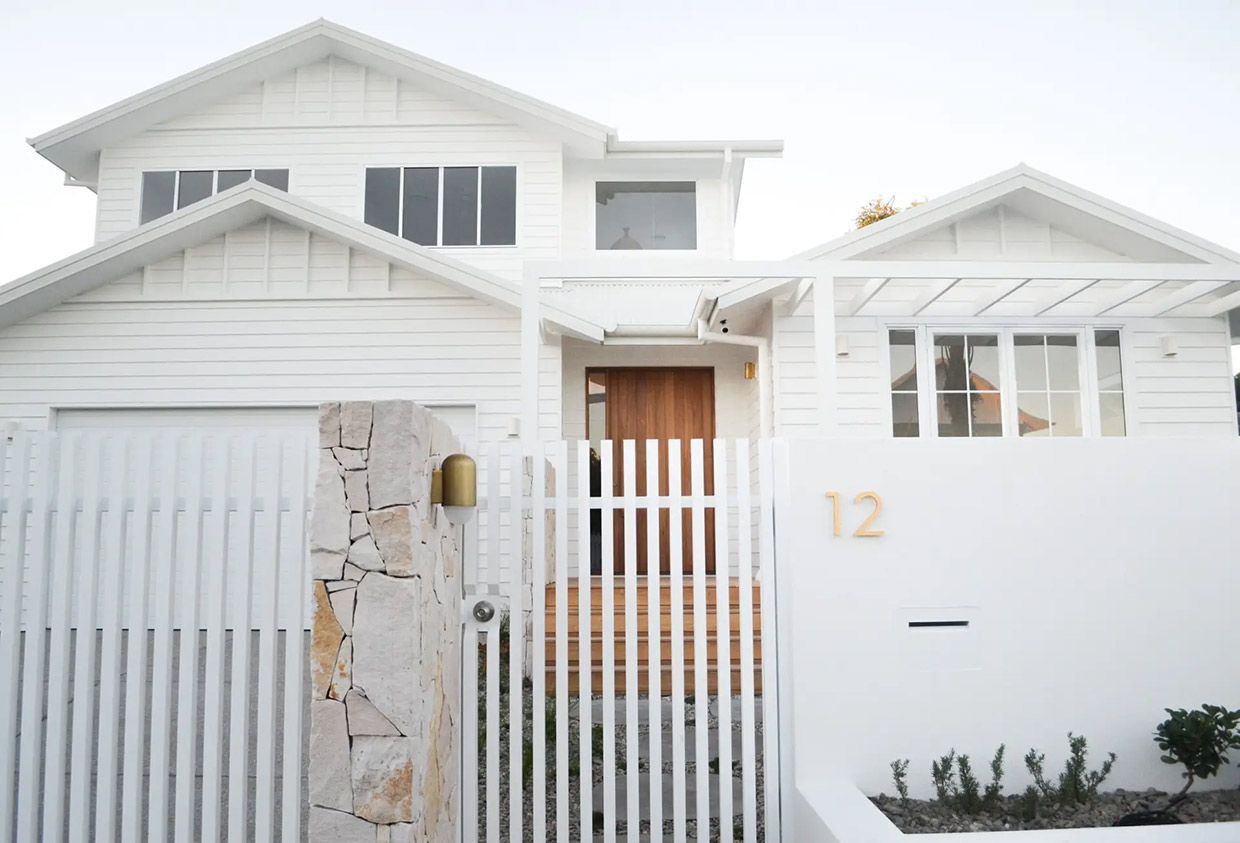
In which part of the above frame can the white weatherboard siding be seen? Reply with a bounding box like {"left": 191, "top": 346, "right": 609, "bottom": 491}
{"left": 769, "top": 286, "right": 1236, "bottom": 438}
{"left": 0, "top": 217, "right": 562, "bottom": 441}
{"left": 871, "top": 204, "right": 1132, "bottom": 261}
{"left": 93, "top": 58, "right": 562, "bottom": 281}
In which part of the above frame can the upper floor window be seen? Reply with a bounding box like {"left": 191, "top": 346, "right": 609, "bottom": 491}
{"left": 595, "top": 182, "right": 696, "bottom": 250}
{"left": 887, "top": 327, "right": 1127, "bottom": 438}
{"left": 364, "top": 166, "right": 517, "bottom": 247}
{"left": 140, "top": 168, "right": 289, "bottom": 224}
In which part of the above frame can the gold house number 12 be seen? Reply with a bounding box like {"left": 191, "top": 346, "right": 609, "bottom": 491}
{"left": 824, "top": 491, "right": 885, "bottom": 537}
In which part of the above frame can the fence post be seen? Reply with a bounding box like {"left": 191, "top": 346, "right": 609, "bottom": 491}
{"left": 308, "top": 400, "right": 462, "bottom": 842}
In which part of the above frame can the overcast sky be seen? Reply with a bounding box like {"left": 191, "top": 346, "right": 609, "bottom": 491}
{"left": 3, "top": 0, "right": 1238, "bottom": 282}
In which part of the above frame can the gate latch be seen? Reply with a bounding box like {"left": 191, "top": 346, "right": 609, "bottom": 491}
{"left": 471, "top": 600, "right": 496, "bottom": 624}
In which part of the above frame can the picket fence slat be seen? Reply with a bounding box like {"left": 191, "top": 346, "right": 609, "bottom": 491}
{"left": 17, "top": 435, "right": 57, "bottom": 842}
{"left": 599, "top": 438, "right": 617, "bottom": 843}
{"left": 714, "top": 439, "right": 734, "bottom": 842}
{"left": 228, "top": 437, "right": 258, "bottom": 843}
{"left": 575, "top": 440, "right": 593, "bottom": 839}
{"left": 0, "top": 434, "right": 24, "bottom": 839}
{"left": 255, "top": 438, "right": 286, "bottom": 842}
{"left": 621, "top": 440, "right": 640, "bottom": 840}
{"left": 759, "top": 440, "right": 783, "bottom": 842}
{"left": 94, "top": 435, "right": 129, "bottom": 843}
{"left": 736, "top": 442, "right": 759, "bottom": 841}
{"left": 531, "top": 445, "right": 547, "bottom": 842}
{"left": 507, "top": 446, "right": 524, "bottom": 843}
{"left": 645, "top": 439, "right": 664, "bottom": 839}
{"left": 668, "top": 439, "right": 688, "bottom": 843}
{"left": 484, "top": 445, "right": 501, "bottom": 843}
{"left": 202, "top": 437, "right": 232, "bottom": 843}
{"left": 147, "top": 434, "right": 181, "bottom": 842}
{"left": 552, "top": 440, "right": 569, "bottom": 843}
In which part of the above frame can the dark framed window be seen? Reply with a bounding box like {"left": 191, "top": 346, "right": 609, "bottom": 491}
{"left": 595, "top": 181, "right": 697, "bottom": 250}
{"left": 363, "top": 165, "right": 517, "bottom": 246}
{"left": 139, "top": 168, "right": 290, "bottom": 224}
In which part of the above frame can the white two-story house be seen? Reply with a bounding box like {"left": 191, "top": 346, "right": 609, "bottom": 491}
{"left": 5, "top": 19, "right": 1240, "bottom": 578}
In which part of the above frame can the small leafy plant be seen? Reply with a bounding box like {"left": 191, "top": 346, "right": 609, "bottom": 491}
{"left": 1155, "top": 704, "right": 1240, "bottom": 798}
{"left": 1058, "top": 732, "right": 1116, "bottom": 804}
{"left": 983, "top": 744, "right": 1006, "bottom": 810}
{"left": 931, "top": 750, "right": 958, "bottom": 803}
{"left": 955, "top": 754, "right": 983, "bottom": 814}
{"left": 890, "top": 758, "right": 910, "bottom": 806}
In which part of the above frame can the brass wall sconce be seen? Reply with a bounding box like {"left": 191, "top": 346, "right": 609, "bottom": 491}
{"left": 431, "top": 453, "right": 477, "bottom": 524}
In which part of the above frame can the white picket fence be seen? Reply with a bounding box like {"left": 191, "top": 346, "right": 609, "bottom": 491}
{"left": 463, "top": 438, "right": 782, "bottom": 843}
{"left": 0, "top": 430, "right": 316, "bottom": 843}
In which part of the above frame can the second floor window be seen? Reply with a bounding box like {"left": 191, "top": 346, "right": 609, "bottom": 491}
{"left": 140, "top": 168, "right": 289, "bottom": 224}
{"left": 364, "top": 166, "right": 517, "bottom": 246}
{"left": 596, "top": 181, "right": 697, "bottom": 250}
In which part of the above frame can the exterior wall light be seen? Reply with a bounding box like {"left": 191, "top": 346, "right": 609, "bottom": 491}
{"left": 1159, "top": 335, "right": 1179, "bottom": 357}
{"left": 743, "top": 361, "right": 757, "bottom": 380}
{"left": 836, "top": 335, "right": 850, "bottom": 357}
{"left": 432, "top": 453, "right": 477, "bottom": 524}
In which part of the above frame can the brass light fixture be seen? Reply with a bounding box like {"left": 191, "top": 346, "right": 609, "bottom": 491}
{"left": 431, "top": 453, "right": 477, "bottom": 524}
{"left": 743, "top": 361, "right": 757, "bottom": 380}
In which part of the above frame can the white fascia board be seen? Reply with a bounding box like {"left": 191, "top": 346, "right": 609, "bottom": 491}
{"left": 810, "top": 260, "right": 1240, "bottom": 282}
{"left": 30, "top": 19, "right": 615, "bottom": 180}
{"left": 525, "top": 258, "right": 820, "bottom": 281}
{"left": 791, "top": 163, "right": 1240, "bottom": 267}
{"left": 0, "top": 184, "right": 605, "bottom": 340}
{"left": 605, "top": 139, "right": 784, "bottom": 159}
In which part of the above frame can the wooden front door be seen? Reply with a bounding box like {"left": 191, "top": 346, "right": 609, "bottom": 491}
{"left": 588, "top": 367, "right": 715, "bottom": 574}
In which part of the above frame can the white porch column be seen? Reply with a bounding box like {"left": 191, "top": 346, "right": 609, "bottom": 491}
{"left": 521, "top": 269, "right": 540, "bottom": 441}
{"left": 812, "top": 273, "right": 839, "bottom": 436}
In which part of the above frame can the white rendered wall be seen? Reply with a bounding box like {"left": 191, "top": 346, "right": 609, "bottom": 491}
{"left": 775, "top": 438, "right": 1240, "bottom": 804}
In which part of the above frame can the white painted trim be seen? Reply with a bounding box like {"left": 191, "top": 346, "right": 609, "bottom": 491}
{"left": 812, "top": 275, "right": 838, "bottom": 436}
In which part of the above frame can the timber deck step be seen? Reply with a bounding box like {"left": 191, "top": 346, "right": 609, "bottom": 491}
{"left": 541, "top": 579, "right": 763, "bottom": 695}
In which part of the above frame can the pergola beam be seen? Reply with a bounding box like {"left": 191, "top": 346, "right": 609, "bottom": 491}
{"left": 1093, "top": 279, "right": 1168, "bottom": 315}
{"left": 910, "top": 278, "right": 961, "bottom": 316}
{"left": 1149, "top": 281, "right": 1229, "bottom": 316}
{"left": 1033, "top": 279, "right": 1100, "bottom": 316}
{"left": 973, "top": 278, "right": 1031, "bottom": 315}
{"left": 1204, "top": 287, "right": 1240, "bottom": 318}
{"left": 844, "top": 277, "right": 890, "bottom": 316}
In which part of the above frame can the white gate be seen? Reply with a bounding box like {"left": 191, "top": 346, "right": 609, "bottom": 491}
{"left": 463, "top": 438, "right": 782, "bottom": 842}
{"left": 0, "top": 430, "right": 315, "bottom": 842}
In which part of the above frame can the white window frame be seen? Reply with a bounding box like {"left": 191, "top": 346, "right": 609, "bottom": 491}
{"left": 591, "top": 179, "right": 701, "bottom": 254}
{"left": 361, "top": 164, "right": 519, "bottom": 248}
{"left": 138, "top": 168, "right": 291, "bottom": 225}
{"left": 879, "top": 320, "right": 1133, "bottom": 439}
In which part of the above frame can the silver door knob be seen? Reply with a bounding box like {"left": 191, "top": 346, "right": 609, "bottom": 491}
{"left": 472, "top": 600, "right": 496, "bottom": 623}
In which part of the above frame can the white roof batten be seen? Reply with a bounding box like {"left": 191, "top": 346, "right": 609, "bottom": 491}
{"left": 973, "top": 278, "right": 1032, "bottom": 316}
{"left": 909, "top": 278, "right": 962, "bottom": 316}
{"left": 844, "top": 277, "right": 890, "bottom": 317}
{"left": 1032, "top": 278, "right": 1101, "bottom": 316}
{"left": 1092, "top": 278, "right": 1171, "bottom": 316}
{"left": 1149, "top": 280, "right": 1230, "bottom": 317}
{"left": 786, "top": 277, "right": 815, "bottom": 313}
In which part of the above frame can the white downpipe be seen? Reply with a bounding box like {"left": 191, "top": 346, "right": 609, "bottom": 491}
{"left": 697, "top": 318, "right": 772, "bottom": 438}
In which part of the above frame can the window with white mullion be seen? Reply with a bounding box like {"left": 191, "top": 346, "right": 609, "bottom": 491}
{"left": 1013, "top": 333, "right": 1083, "bottom": 437}
{"left": 1093, "top": 329, "right": 1127, "bottom": 436}
{"left": 932, "top": 332, "right": 1004, "bottom": 437}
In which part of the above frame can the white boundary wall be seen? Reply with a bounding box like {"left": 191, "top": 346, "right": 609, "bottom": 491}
{"left": 773, "top": 438, "right": 1240, "bottom": 829}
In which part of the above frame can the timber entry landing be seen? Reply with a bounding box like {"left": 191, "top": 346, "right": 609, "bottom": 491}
{"left": 543, "top": 579, "right": 763, "bottom": 695}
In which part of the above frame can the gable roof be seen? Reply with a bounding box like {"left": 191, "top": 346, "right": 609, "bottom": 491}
{"left": 793, "top": 164, "right": 1240, "bottom": 266}
{"left": 30, "top": 19, "right": 618, "bottom": 183}
{"left": 0, "top": 182, "right": 605, "bottom": 340}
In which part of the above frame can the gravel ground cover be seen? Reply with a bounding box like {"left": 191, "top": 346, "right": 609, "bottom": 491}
{"left": 872, "top": 788, "right": 1240, "bottom": 833}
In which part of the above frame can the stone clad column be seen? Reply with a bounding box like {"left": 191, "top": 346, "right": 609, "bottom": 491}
{"left": 308, "top": 400, "right": 461, "bottom": 843}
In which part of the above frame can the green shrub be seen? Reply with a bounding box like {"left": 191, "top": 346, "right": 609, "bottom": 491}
{"left": 983, "top": 744, "right": 1006, "bottom": 810}
{"left": 1155, "top": 704, "right": 1240, "bottom": 798}
{"left": 956, "top": 754, "right": 983, "bottom": 814}
{"left": 931, "top": 750, "right": 958, "bottom": 802}
{"left": 1058, "top": 733, "right": 1115, "bottom": 804}
{"left": 890, "top": 758, "right": 910, "bottom": 805}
